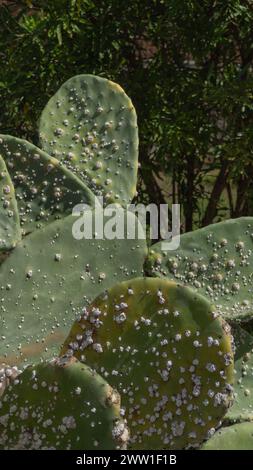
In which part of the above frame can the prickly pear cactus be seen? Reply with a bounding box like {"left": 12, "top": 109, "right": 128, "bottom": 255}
{"left": 0, "top": 134, "right": 95, "bottom": 235}
{"left": 145, "top": 218, "right": 253, "bottom": 324}
{"left": 0, "top": 211, "right": 147, "bottom": 367}
{"left": 61, "top": 277, "right": 234, "bottom": 450}
{"left": 0, "top": 153, "right": 21, "bottom": 252}
{"left": 201, "top": 421, "right": 253, "bottom": 450}
{"left": 0, "top": 357, "right": 129, "bottom": 450}
{"left": 39, "top": 75, "right": 138, "bottom": 206}
{"left": 0, "top": 365, "right": 20, "bottom": 398}
{"left": 224, "top": 326, "right": 253, "bottom": 423}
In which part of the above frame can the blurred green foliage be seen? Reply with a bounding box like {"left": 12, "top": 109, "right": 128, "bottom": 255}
{"left": 1, "top": 0, "right": 253, "bottom": 231}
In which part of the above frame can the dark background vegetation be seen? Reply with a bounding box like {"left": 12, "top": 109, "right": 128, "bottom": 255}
{"left": 1, "top": 0, "right": 253, "bottom": 232}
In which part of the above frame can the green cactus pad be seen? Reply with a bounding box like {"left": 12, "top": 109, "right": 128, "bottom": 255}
{"left": 0, "top": 134, "right": 96, "bottom": 235}
{"left": 0, "top": 152, "right": 21, "bottom": 251}
{"left": 224, "top": 326, "right": 253, "bottom": 423}
{"left": 0, "top": 357, "right": 129, "bottom": 450}
{"left": 145, "top": 217, "right": 253, "bottom": 323}
{"left": 39, "top": 75, "right": 138, "bottom": 206}
{"left": 61, "top": 277, "right": 234, "bottom": 450}
{"left": 0, "top": 211, "right": 147, "bottom": 367}
{"left": 201, "top": 421, "right": 253, "bottom": 450}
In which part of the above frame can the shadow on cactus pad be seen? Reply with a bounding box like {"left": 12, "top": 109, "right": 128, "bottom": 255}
{"left": 223, "top": 325, "right": 253, "bottom": 423}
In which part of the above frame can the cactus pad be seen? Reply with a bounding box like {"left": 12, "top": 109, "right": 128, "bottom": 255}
{"left": 145, "top": 218, "right": 253, "bottom": 323}
{"left": 39, "top": 75, "right": 138, "bottom": 206}
{"left": 224, "top": 326, "right": 253, "bottom": 423}
{"left": 201, "top": 421, "right": 253, "bottom": 450}
{"left": 0, "top": 134, "right": 95, "bottom": 235}
{"left": 61, "top": 277, "right": 234, "bottom": 450}
{"left": 0, "top": 357, "right": 129, "bottom": 450}
{"left": 0, "top": 211, "right": 147, "bottom": 367}
{"left": 0, "top": 152, "right": 21, "bottom": 251}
